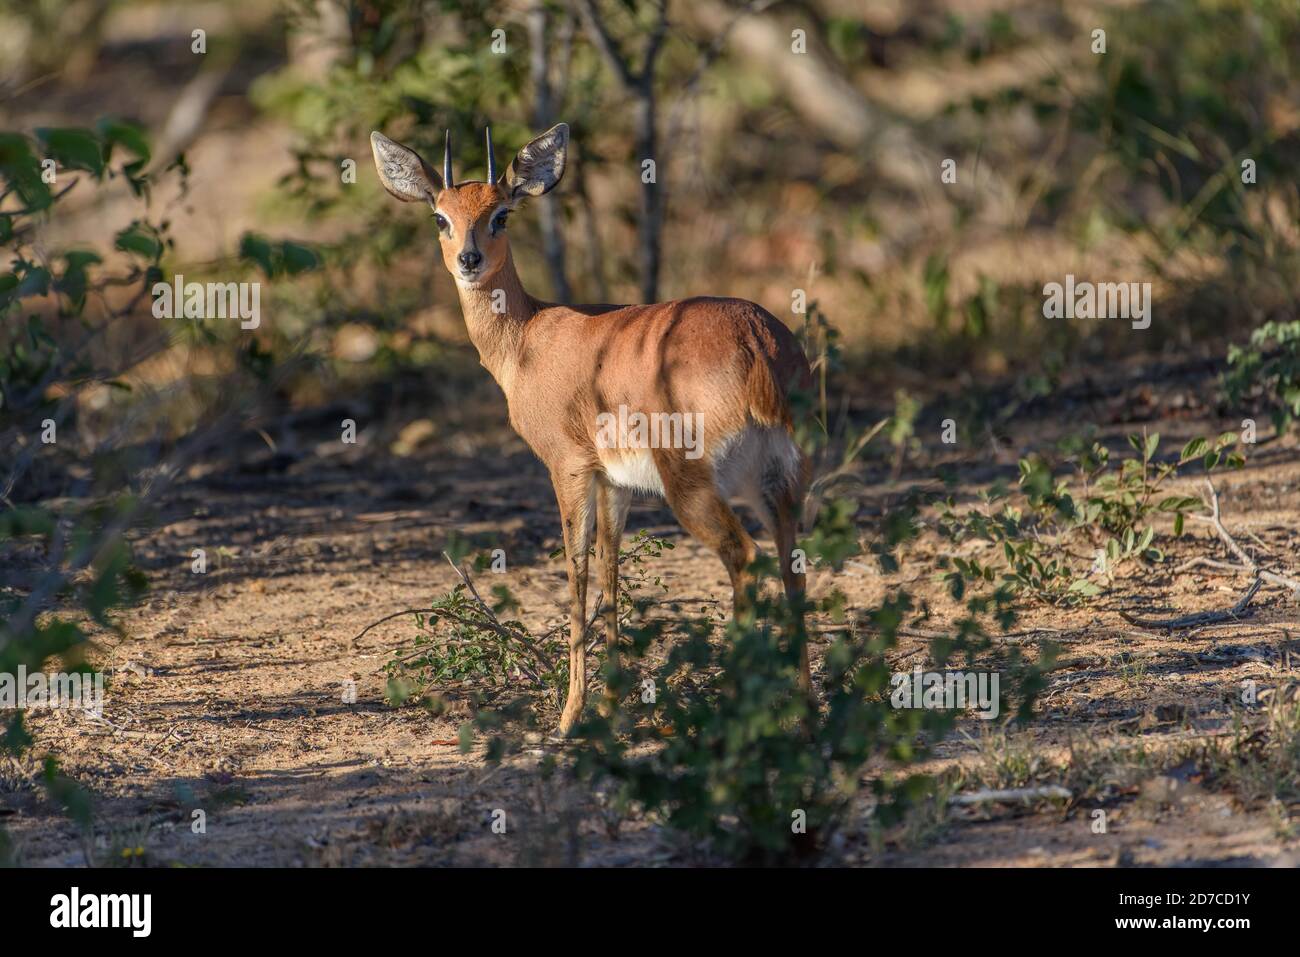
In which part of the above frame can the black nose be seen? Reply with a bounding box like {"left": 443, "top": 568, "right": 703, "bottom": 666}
{"left": 457, "top": 250, "right": 482, "bottom": 271}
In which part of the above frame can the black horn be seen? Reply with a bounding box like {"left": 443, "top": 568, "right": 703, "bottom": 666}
{"left": 485, "top": 126, "right": 497, "bottom": 182}
{"left": 443, "top": 129, "right": 454, "bottom": 188}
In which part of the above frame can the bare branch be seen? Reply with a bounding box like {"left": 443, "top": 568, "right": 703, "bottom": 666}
{"left": 571, "top": 0, "right": 637, "bottom": 90}
{"left": 641, "top": 0, "right": 671, "bottom": 90}
{"left": 1187, "top": 478, "right": 1300, "bottom": 593}
{"left": 0, "top": 178, "right": 79, "bottom": 217}
{"left": 1121, "top": 576, "right": 1262, "bottom": 630}
{"left": 950, "top": 785, "right": 1072, "bottom": 807}
{"left": 527, "top": 1, "right": 571, "bottom": 300}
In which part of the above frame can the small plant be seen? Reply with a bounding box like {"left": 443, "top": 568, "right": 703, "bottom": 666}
{"left": 614, "top": 531, "right": 674, "bottom": 619}
{"left": 888, "top": 389, "right": 921, "bottom": 476}
{"left": 1067, "top": 431, "right": 1243, "bottom": 543}
{"left": 937, "top": 430, "right": 1244, "bottom": 604}
{"left": 382, "top": 532, "right": 678, "bottom": 711}
{"left": 961, "top": 728, "right": 1052, "bottom": 791}
{"left": 99, "top": 817, "right": 153, "bottom": 869}
{"left": 1225, "top": 320, "right": 1300, "bottom": 438}
{"left": 937, "top": 482, "right": 1082, "bottom": 604}
{"left": 384, "top": 587, "right": 558, "bottom": 702}
{"left": 794, "top": 299, "right": 842, "bottom": 444}
{"left": 381, "top": 565, "right": 564, "bottom": 711}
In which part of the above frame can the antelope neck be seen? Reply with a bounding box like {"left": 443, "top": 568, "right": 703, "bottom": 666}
{"left": 453, "top": 248, "right": 537, "bottom": 382}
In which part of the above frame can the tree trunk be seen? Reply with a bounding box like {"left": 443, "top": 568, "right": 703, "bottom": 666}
{"left": 635, "top": 86, "right": 662, "bottom": 303}
{"left": 527, "top": 2, "right": 571, "bottom": 302}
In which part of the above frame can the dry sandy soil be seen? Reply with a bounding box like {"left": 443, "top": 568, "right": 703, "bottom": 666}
{"left": 5, "top": 350, "right": 1300, "bottom": 868}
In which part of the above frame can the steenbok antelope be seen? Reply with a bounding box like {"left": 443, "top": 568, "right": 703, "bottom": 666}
{"left": 370, "top": 123, "right": 812, "bottom": 735}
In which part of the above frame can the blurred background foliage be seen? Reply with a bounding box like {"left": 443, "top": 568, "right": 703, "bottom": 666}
{"left": 3, "top": 0, "right": 1298, "bottom": 427}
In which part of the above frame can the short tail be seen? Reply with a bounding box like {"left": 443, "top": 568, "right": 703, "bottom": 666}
{"left": 745, "top": 352, "right": 812, "bottom": 531}
{"left": 744, "top": 356, "right": 794, "bottom": 429}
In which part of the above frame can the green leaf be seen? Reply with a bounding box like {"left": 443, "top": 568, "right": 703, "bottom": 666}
{"left": 35, "top": 127, "right": 104, "bottom": 177}
{"left": 114, "top": 223, "right": 162, "bottom": 260}
{"left": 0, "top": 266, "right": 50, "bottom": 309}
{"left": 54, "top": 249, "right": 101, "bottom": 310}
{"left": 239, "top": 233, "right": 276, "bottom": 277}
{"left": 384, "top": 675, "right": 413, "bottom": 706}
{"left": 0, "top": 132, "right": 52, "bottom": 212}
{"left": 279, "top": 241, "right": 319, "bottom": 274}
{"left": 96, "top": 118, "right": 151, "bottom": 165}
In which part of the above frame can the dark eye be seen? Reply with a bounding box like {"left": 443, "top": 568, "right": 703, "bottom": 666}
{"left": 491, "top": 211, "right": 509, "bottom": 233}
{"left": 433, "top": 213, "right": 449, "bottom": 232}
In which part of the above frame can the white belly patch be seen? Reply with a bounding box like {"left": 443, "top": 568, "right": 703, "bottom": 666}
{"left": 600, "top": 451, "right": 666, "bottom": 496}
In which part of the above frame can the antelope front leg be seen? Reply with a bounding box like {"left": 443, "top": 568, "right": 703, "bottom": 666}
{"left": 555, "top": 473, "right": 595, "bottom": 737}
{"left": 594, "top": 481, "right": 632, "bottom": 716}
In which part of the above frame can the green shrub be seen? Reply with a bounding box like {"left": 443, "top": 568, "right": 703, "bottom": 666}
{"left": 938, "top": 430, "right": 1244, "bottom": 604}
{"left": 1225, "top": 320, "right": 1300, "bottom": 437}
{"left": 568, "top": 502, "right": 1049, "bottom": 865}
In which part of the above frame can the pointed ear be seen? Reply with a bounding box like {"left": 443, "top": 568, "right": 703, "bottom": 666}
{"left": 370, "top": 132, "right": 442, "bottom": 203}
{"left": 504, "top": 123, "right": 568, "bottom": 199}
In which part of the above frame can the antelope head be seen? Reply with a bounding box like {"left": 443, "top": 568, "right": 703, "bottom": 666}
{"left": 369, "top": 123, "right": 568, "bottom": 288}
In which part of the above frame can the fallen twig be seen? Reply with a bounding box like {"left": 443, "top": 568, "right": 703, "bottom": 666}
{"left": 1186, "top": 479, "right": 1300, "bottom": 594}
{"left": 1129, "top": 479, "right": 1300, "bottom": 630}
{"left": 898, "top": 625, "right": 1079, "bottom": 642}
{"left": 1173, "top": 556, "right": 1244, "bottom": 575}
{"left": 949, "top": 785, "right": 1072, "bottom": 806}
{"left": 350, "top": 608, "right": 429, "bottom": 644}
{"left": 1122, "top": 576, "right": 1262, "bottom": 630}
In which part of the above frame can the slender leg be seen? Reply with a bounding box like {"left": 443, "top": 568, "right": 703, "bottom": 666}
{"left": 659, "top": 458, "right": 757, "bottom": 616}
{"left": 554, "top": 472, "right": 595, "bottom": 736}
{"left": 749, "top": 448, "right": 814, "bottom": 703}
{"left": 772, "top": 489, "right": 812, "bottom": 694}
{"left": 594, "top": 480, "right": 632, "bottom": 714}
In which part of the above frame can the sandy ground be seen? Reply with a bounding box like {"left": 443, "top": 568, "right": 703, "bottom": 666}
{"left": 5, "top": 352, "right": 1300, "bottom": 868}
{"left": 4, "top": 0, "right": 1299, "bottom": 870}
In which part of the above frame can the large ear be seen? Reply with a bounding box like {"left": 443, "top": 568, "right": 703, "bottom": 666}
{"left": 504, "top": 123, "right": 568, "bottom": 198}
{"left": 370, "top": 131, "right": 442, "bottom": 203}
